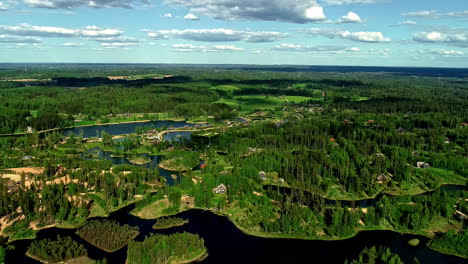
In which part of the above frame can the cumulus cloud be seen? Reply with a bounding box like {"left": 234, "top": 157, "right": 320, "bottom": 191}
{"left": 23, "top": 0, "right": 150, "bottom": 9}
{"left": 93, "top": 36, "right": 138, "bottom": 43}
{"left": 0, "top": 34, "right": 41, "bottom": 43}
{"left": 164, "top": 0, "right": 327, "bottom": 23}
{"left": 273, "top": 43, "right": 359, "bottom": 53}
{"left": 323, "top": 0, "right": 387, "bottom": 5}
{"left": 213, "top": 45, "right": 244, "bottom": 51}
{"left": 420, "top": 49, "right": 464, "bottom": 56}
{"left": 400, "top": 20, "right": 416, "bottom": 25}
{"left": 171, "top": 43, "right": 244, "bottom": 52}
{"left": 305, "top": 28, "right": 391, "bottom": 42}
{"left": 404, "top": 10, "right": 468, "bottom": 19}
{"left": 147, "top": 28, "right": 287, "bottom": 42}
{"left": 62, "top": 42, "right": 85, "bottom": 46}
{"left": 162, "top": 13, "right": 173, "bottom": 18}
{"left": 336, "top": 12, "right": 362, "bottom": 23}
{"left": 412, "top": 31, "right": 468, "bottom": 47}
{"left": 184, "top": 13, "right": 199, "bottom": 20}
{"left": 0, "top": 23, "right": 122, "bottom": 38}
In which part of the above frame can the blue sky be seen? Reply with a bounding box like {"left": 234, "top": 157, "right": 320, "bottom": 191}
{"left": 0, "top": 0, "right": 467, "bottom": 67}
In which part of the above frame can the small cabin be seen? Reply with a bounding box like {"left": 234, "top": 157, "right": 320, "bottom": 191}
{"left": 258, "top": 171, "right": 266, "bottom": 180}
{"left": 219, "top": 170, "right": 230, "bottom": 175}
{"left": 416, "top": 162, "right": 430, "bottom": 169}
{"left": 213, "top": 184, "right": 227, "bottom": 194}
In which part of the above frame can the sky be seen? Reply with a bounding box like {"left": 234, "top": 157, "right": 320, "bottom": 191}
{"left": 0, "top": 0, "right": 467, "bottom": 67}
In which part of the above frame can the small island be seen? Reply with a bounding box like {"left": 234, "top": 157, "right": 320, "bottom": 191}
{"left": 127, "top": 232, "right": 206, "bottom": 264}
{"left": 76, "top": 220, "right": 139, "bottom": 253}
{"left": 27, "top": 235, "right": 90, "bottom": 264}
{"left": 153, "top": 217, "right": 189, "bottom": 230}
{"left": 345, "top": 246, "right": 405, "bottom": 264}
{"left": 159, "top": 150, "right": 200, "bottom": 172}
{"left": 127, "top": 156, "right": 151, "bottom": 165}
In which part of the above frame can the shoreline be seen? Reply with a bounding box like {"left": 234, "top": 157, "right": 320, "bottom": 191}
{"left": 6, "top": 201, "right": 467, "bottom": 260}
{"left": 25, "top": 251, "right": 91, "bottom": 264}
{"left": 0, "top": 117, "right": 208, "bottom": 137}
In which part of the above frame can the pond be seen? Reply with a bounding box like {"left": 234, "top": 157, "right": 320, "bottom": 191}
{"left": 84, "top": 147, "right": 186, "bottom": 185}
{"left": 163, "top": 131, "right": 193, "bottom": 142}
{"left": 5, "top": 204, "right": 466, "bottom": 264}
{"left": 63, "top": 120, "right": 202, "bottom": 138}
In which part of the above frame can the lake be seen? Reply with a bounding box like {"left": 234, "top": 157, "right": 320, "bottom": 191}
{"left": 63, "top": 120, "right": 202, "bottom": 138}
{"left": 5, "top": 204, "right": 466, "bottom": 264}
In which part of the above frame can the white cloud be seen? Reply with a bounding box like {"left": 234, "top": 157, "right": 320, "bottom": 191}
{"left": 23, "top": 0, "right": 150, "bottom": 9}
{"left": 0, "top": 23, "right": 122, "bottom": 38}
{"left": 421, "top": 49, "right": 464, "bottom": 56}
{"left": 162, "top": 13, "right": 173, "bottom": 18}
{"left": 273, "top": 43, "right": 360, "bottom": 53}
{"left": 171, "top": 43, "right": 244, "bottom": 52}
{"left": 400, "top": 20, "right": 416, "bottom": 25}
{"left": 323, "top": 0, "right": 387, "bottom": 5}
{"left": 336, "top": 12, "right": 362, "bottom": 23}
{"left": 404, "top": 10, "right": 468, "bottom": 19}
{"left": 0, "top": 34, "right": 41, "bottom": 43}
{"left": 147, "top": 28, "right": 287, "bottom": 42}
{"left": 412, "top": 31, "right": 468, "bottom": 47}
{"left": 62, "top": 42, "right": 85, "bottom": 46}
{"left": 93, "top": 36, "right": 138, "bottom": 43}
{"left": 184, "top": 13, "right": 199, "bottom": 20}
{"left": 0, "top": 2, "right": 8, "bottom": 11}
{"left": 164, "top": 0, "right": 327, "bottom": 23}
{"left": 213, "top": 45, "right": 244, "bottom": 51}
{"left": 305, "top": 28, "right": 391, "bottom": 42}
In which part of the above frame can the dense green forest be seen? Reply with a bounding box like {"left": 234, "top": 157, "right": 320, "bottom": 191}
{"left": 126, "top": 232, "right": 206, "bottom": 264}
{"left": 76, "top": 220, "right": 139, "bottom": 252}
{"left": 0, "top": 66, "right": 466, "bottom": 262}
{"left": 344, "top": 246, "right": 405, "bottom": 264}
{"left": 153, "top": 217, "right": 188, "bottom": 229}
{"left": 27, "top": 235, "right": 87, "bottom": 263}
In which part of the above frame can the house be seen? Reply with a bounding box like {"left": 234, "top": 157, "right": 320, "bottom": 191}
{"left": 416, "top": 162, "right": 430, "bottom": 169}
{"left": 22, "top": 156, "right": 33, "bottom": 161}
{"left": 376, "top": 173, "right": 392, "bottom": 183}
{"left": 219, "top": 170, "right": 230, "bottom": 175}
{"left": 213, "top": 184, "right": 227, "bottom": 194}
{"left": 27, "top": 126, "right": 33, "bottom": 134}
{"left": 258, "top": 171, "right": 266, "bottom": 180}
{"left": 396, "top": 127, "right": 406, "bottom": 133}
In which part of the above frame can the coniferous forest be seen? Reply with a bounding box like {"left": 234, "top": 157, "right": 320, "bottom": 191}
{"left": 76, "top": 220, "right": 139, "bottom": 252}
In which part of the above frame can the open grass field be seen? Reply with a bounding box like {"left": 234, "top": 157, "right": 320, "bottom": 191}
{"left": 218, "top": 95, "right": 316, "bottom": 113}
